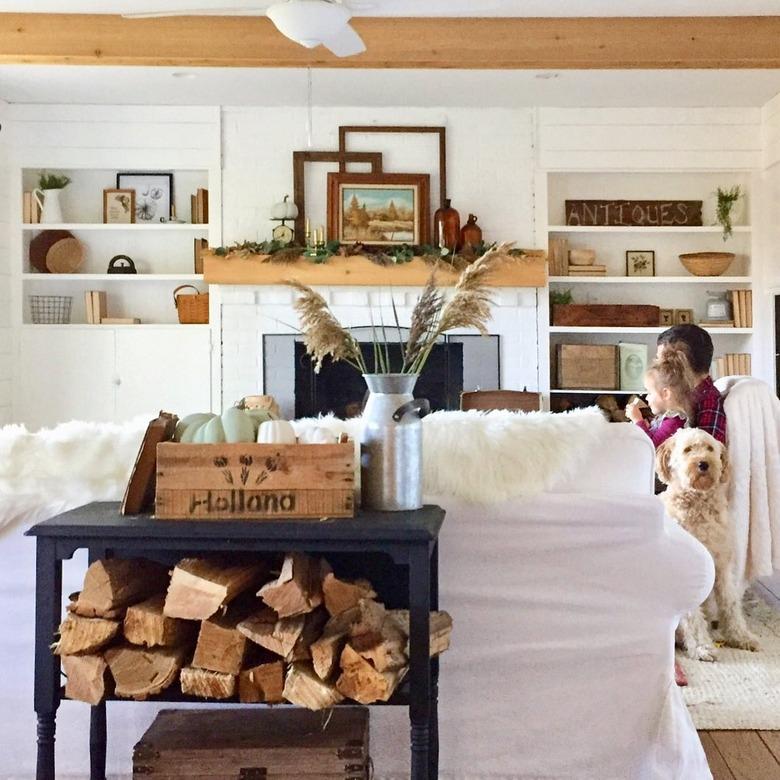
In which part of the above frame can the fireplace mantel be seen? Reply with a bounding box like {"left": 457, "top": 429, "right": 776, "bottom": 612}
{"left": 204, "top": 251, "right": 547, "bottom": 287}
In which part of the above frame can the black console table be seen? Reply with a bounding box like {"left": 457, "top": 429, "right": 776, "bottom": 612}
{"left": 26, "top": 501, "right": 444, "bottom": 780}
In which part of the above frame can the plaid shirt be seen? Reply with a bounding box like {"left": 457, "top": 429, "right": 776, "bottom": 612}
{"left": 693, "top": 376, "right": 727, "bottom": 444}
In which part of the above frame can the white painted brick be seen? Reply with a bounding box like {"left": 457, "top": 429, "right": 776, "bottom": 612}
{"left": 256, "top": 289, "right": 294, "bottom": 306}
{"left": 331, "top": 290, "right": 369, "bottom": 307}
{"left": 368, "top": 291, "right": 400, "bottom": 308}
{"left": 220, "top": 290, "right": 257, "bottom": 305}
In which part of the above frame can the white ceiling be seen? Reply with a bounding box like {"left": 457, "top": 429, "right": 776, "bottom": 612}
{"left": 2, "top": 0, "right": 780, "bottom": 17}
{"left": 1, "top": 66, "right": 780, "bottom": 108}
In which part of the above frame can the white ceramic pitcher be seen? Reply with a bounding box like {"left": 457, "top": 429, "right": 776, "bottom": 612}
{"left": 33, "top": 188, "right": 64, "bottom": 224}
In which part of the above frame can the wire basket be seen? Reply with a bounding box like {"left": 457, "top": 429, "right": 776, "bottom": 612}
{"left": 29, "top": 295, "right": 73, "bottom": 324}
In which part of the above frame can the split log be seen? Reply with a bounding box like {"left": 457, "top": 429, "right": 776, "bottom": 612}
{"left": 336, "top": 644, "right": 405, "bottom": 704}
{"left": 238, "top": 607, "right": 304, "bottom": 659}
{"left": 387, "top": 610, "right": 453, "bottom": 657}
{"left": 67, "top": 593, "right": 124, "bottom": 621}
{"left": 322, "top": 571, "right": 376, "bottom": 617}
{"left": 351, "top": 616, "right": 407, "bottom": 673}
{"left": 124, "top": 595, "right": 195, "bottom": 648}
{"left": 52, "top": 614, "right": 119, "bottom": 656}
{"left": 179, "top": 666, "right": 235, "bottom": 700}
{"left": 164, "top": 558, "right": 266, "bottom": 620}
{"left": 62, "top": 654, "right": 109, "bottom": 705}
{"left": 192, "top": 610, "right": 251, "bottom": 675}
{"left": 257, "top": 553, "right": 326, "bottom": 618}
{"left": 71, "top": 558, "right": 169, "bottom": 618}
{"left": 104, "top": 644, "right": 186, "bottom": 701}
{"left": 286, "top": 608, "right": 329, "bottom": 663}
{"left": 311, "top": 631, "right": 347, "bottom": 681}
{"left": 283, "top": 662, "right": 343, "bottom": 710}
{"left": 238, "top": 660, "right": 285, "bottom": 704}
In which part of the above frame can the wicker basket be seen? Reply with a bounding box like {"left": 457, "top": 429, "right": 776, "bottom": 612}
{"left": 173, "top": 285, "right": 209, "bottom": 324}
{"left": 679, "top": 252, "right": 735, "bottom": 277}
{"left": 29, "top": 295, "right": 72, "bottom": 324}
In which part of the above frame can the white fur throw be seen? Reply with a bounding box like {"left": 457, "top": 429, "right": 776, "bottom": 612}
{"left": 0, "top": 407, "right": 607, "bottom": 532}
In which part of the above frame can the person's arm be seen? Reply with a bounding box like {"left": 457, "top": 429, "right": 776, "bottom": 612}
{"left": 644, "top": 415, "right": 685, "bottom": 448}
{"left": 696, "top": 397, "right": 727, "bottom": 444}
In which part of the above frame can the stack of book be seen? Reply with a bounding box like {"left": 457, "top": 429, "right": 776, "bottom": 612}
{"left": 193, "top": 238, "right": 208, "bottom": 274}
{"left": 85, "top": 291, "right": 107, "bottom": 324}
{"left": 548, "top": 237, "right": 569, "bottom": 276}
{"left": 191, "top": 188, "right": 209, "bottom": 224}
{"left": 567, "top": 264, "right": 607, "bottom": 277}
{"left": 730, "top": 289, "right": 752, "bottom": 328}
{"left": 22, "top": 192, "right": 41, "bottom": 223}
{"left": 715, "top": 353, "right": 752, "bottom": 378}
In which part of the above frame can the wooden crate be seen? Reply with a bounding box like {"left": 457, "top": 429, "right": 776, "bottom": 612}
{"left": 556, "top": 344, "right": 619, "bottom": 390}
{"left": 155, "top": 442, "right": 355, "bottom": 520}
{"left": 133, "top": 708, "right": 369, "bottom": 778}
{"left": 552, "top": 304, "right": 660, "bottom": 327}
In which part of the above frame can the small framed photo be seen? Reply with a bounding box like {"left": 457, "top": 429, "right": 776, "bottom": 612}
{"left": 626, "top": 250, "right": 655, "bottom": 277}
{"left": 103, "top": 188, "right": 135, "bottom": 224}
{"left": 659, "top": 308, "right": 675, "bottom": 327}
{"left": 116, "top": 172, "right": 173, "bottom": 223}
{"left": 327, "top": 172, "right": 430, "bottom": 246}
{"left": 674, "top": 309, "right": 694, "bottom": 325}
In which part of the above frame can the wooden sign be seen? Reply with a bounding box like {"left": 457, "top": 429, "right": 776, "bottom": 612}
{"left": 155, "top": 442, "right": 355, "bottom": 520}
{"left": 565, "top": 199, "right": 702, "bottom": 227}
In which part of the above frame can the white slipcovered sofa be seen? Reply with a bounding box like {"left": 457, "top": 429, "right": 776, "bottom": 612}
{"left": 0, "top": 418, "right": 714, "bottom": 779}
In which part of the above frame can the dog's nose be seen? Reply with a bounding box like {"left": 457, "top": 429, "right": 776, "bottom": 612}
{"left": 698, "top": 461, "right": 709, "bottom": 473}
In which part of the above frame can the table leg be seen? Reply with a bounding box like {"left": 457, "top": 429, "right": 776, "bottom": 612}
{"left": 429, "top": 541, "right": 439, "bottom": 779}
{"left": 409, "top": 543, "right": 431, "bottom": 780}
{"left": 34, "top": 538, "right": 61, "bottom": 780}
{"left": 90, "top": 703, "right": 107, "bottom": 780}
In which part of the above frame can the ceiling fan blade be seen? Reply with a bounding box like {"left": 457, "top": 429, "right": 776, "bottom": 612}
{"left": 321, "top": 22, "right": 366, "bottom": 57}
{"left": 123, "top": 6, "right": 271, "bottom": 19}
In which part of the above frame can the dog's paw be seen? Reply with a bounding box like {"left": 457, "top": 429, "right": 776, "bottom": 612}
{"left": 689, "top": 644, "right": 717, "bottom": 662}
{"left": 724, "top": 634, "right": 760, "bottom": 652}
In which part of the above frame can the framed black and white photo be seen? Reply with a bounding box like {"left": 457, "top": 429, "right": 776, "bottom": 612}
{"left": 674, "top": 309, "right": 694, "bottom": 326}
{"left": 116, "top": 172, "right": 173, "bottom": 223}
{"left": 625, "top": 250, "right": 655, "bottom": 277}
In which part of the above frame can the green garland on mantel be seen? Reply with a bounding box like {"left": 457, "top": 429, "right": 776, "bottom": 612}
{"left": 211, "top": 239, "right": 527, "bottom": 269}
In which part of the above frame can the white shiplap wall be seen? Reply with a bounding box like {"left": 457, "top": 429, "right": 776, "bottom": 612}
{"left": 0, "top": 102, "right": 11, "bottom": 424}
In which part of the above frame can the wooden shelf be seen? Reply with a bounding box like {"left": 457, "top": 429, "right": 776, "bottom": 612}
{"left": 22, "top": 323, "right": 210, "bottom": 330}
{"left": 21, "top": 223, "right": 209, "bottom": 232}
{"left": 23, "top": 273, "right": 204, "bottom": 282}
{"left": 547, "top": 225, "right": 750, "bottom": 234}
{"left": 549, "top": 326, "right": 753, "bottom": 334}
{"left": 549, "top": 276, "right": 751, "bottom": 285}
{"left": 204, "top": 251, "right": 547, "bottom": 288}
{"left": 550, "top": 388, "right": 638, "bottom": 394}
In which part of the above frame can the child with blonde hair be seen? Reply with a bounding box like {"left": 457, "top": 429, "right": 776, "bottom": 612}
{"left": 626, "top": 348, "right": 696, "bottom": 447}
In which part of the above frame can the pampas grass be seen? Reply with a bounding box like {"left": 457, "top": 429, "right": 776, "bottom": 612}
{"left": 288, "top": 242, "right": 514, "bottom": 376}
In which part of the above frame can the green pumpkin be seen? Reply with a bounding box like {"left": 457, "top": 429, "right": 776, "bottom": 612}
{"left": 174, "top": 407, "right": 271, "bottom": 444}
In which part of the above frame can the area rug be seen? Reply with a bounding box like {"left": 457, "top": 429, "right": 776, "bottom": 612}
{"left": 680, "top": 590, "right": 780, "bottom": 729}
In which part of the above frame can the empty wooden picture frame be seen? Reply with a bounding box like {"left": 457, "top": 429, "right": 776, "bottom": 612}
{"left": 338, "top": 125, "right": 447, "bottom": 208}
{"left": 292, "top": 151, "right": 383, "bottom": 243}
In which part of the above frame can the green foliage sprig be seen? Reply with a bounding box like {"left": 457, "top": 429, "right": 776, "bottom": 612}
{"left": 37, "top": 171, "right": 71, "bottom": 190}
{"left": 550, "top": 288, "right": 573, "bottom": 306}
{"left": 716, "top": 185, "right": 742, "bottom": 242}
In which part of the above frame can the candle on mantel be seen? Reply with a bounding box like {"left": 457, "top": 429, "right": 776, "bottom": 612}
{"left": 305, "top": 218, "right": 311, "bottom": 243}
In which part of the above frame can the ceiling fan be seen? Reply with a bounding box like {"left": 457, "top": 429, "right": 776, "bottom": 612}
{"left": 123, "top": 1, "right": 369, "bottom": 58}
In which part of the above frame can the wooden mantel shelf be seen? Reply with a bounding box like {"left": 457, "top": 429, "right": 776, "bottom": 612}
{"left": 203, "top": 251, "right": 547, "bottom": 288}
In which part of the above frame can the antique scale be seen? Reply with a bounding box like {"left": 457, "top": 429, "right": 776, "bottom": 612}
{"left": 270, "top": 195, "right": 299, "bottom": 245}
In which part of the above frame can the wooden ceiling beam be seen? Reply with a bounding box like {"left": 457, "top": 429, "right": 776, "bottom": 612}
{"left": 1, "top": 14, "right": 779, "bottom": 69}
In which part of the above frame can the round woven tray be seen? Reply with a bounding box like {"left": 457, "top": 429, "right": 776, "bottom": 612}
{"left": 679, "top": 251, "right": 735, "bottom": 277}
{"left": 45, "top": 237, "right": 85, "bottom": 273}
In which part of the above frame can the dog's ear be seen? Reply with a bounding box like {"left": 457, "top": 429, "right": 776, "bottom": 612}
{"left": 656, "top": 439, "right": 674, "bottom": 485}
{"left": 719, "top": 442, "right": 731, "bottom": 485}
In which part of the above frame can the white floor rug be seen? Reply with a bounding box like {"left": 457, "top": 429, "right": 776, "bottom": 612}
{"left": 680, "top": 591, "right": 780, "bottom": 729}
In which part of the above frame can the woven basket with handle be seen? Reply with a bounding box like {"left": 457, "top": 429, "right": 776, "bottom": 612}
{"left": 173, "top": 285, "right": 209, "bottom": 324}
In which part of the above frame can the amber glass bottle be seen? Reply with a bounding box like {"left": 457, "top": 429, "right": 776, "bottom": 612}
{"left": 433, "top": 198, "right": 460, "bottom": 252}
{"left": 460, "top": 214, "right": 482, "bottom": 250}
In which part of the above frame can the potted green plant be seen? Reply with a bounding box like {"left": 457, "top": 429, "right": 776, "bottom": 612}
{"left": 34, "top": 171, "right": 71, "bottom": 224}
{"left": 715, "top": 185, "right": 742, "bottom": 241}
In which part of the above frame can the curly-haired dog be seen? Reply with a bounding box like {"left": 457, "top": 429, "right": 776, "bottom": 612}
{"left": 657, "top": 428, "right": 759, "bottom": 661}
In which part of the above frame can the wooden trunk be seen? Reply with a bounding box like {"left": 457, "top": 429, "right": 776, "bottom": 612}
{"left": 552, "top": 304, "right": 660, "bottom": 327}
{"left": 155, "top": 443, "right": 355, "bottom": 520}
{"left": 133, "top": 708, "right": 369, "bottom": 778}
{"left": 556, "top": 344, "right": 619, "bottom": 390}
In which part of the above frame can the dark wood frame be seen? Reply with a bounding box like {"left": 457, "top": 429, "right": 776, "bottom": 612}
{"left": 659, "top": 308, "right": 675, "bottom": 327}
{"left": 338, "top": 126, "right": 447, "bottom": 209}
{"left": 292, "top": 151, "right": 383, "bottom": 243}
{"left": 625, "top": 250, "right": 655, "bottom": 277}
{"left": 116, "top": 171, "right": 174, "bottom": 222}
{"left": 674, "top": 308, "right": 694, "bottom": 326}
{"left": 327, "top": 171, "right": 431, "bottom": 246}
{"left": 102, "top": 188, "right": 135, "bottom": 225}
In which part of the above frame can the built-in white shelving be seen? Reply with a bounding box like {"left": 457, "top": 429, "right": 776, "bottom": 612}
{"left": 21, "top": 323, "right": 211, "bottom": 330}
{"left": 23, "top": 273, "right": 204, "bottom": 282}
{"left": 549, "top": 276, "right": 751, "bottom": 285}
{"left": 21, "top": 223, "right": 209, "bottom": 232}
{"left": 549, "top": 389, "right": 638, "bottom": 395}
{"left": 548, "top": 225, "right": 751, "bottom": 234}
{"left": 549, "top": 326, "right": 753, "bottom": 335}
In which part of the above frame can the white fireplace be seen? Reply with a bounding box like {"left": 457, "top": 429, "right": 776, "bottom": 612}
{"left": 212, "top": 284, "right": 542, "bottom": 416}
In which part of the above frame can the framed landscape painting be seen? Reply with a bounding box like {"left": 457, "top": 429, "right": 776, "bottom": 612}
{"left": 327, "top": 172, "right": 430, "bottom": 246}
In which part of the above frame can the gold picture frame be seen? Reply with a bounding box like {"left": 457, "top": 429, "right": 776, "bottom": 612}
{"left": 103, "top": 188, "right": 135, "bottom": 224}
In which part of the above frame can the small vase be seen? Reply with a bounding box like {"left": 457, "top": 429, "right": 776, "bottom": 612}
{"left": 360, "top": 373, "right": 430, "bottom": 511}
{"left": 460, "top": 213, "right": 482, "bottom": 250}
{"left": 33, "top": 188, "right": 65, "bottom": 224}
{"left": 433, "top": 198, "right": 460, "bottom": 253}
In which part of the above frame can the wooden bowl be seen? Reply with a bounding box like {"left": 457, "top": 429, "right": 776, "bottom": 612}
{"left": 679, "top": 252, "right": 734, "bottom": 277}
{"left": 568, "top": 249, "right": 596, "bottom": 266}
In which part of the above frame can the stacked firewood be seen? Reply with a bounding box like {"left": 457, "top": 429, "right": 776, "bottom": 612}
{"left": 54, "top": 553, "right": 452, "bottom": 709}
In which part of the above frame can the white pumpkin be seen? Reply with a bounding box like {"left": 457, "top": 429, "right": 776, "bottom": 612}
{"left": 297, "top": 426, "right": 337, "bottom": 445}
{"left": 257, "top": 419, "right": 297, "bottom": 444}
{"left": 270, "top": 195, "right": 299, "bottom": 221}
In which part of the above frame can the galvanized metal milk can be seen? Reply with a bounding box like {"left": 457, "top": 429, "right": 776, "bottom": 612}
{"left": 360, "top": 373, "right": 430, "bottom": 511}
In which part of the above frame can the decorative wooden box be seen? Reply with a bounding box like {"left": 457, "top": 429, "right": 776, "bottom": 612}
{"left": 556, "top": 344, "right": 619, "bottom": 390}
{"left": 552, "top": 304, "right": 660, "bottom": 328}
{"left": 133, "top": 708, "right": 370, "bottom": 779}
{"left": 155, "top": 442, "right": 355, "bottom": 520}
